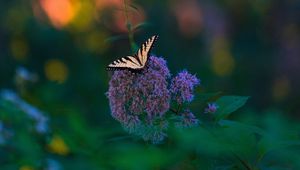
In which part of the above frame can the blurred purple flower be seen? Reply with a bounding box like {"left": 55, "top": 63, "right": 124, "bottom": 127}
{"left": 106, "top": 56, "right": 170, "bottom": 143}
{"left": 204, "top": 102, "right": 218, "bottom": 114}
{"left": 175, "top": 110, "right": 199, "bottom": 129}
{"left": 170, "top": 70, "right": 200, "bottom": 104}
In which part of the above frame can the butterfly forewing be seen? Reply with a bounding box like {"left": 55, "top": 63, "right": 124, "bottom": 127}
{"left": 107, "top": 35, "right": 158, "bottom": 71}
{"left": 137, "top": 35, "right": 158, "bottom": 65}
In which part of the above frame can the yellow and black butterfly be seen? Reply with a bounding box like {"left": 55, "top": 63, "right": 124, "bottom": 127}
{"left": 107, "top": 35, "right": 158, "bottom": 72}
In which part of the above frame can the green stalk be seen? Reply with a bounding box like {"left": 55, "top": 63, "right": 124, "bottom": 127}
{"left": 123, "top": 0, "right": 136, "bottom": 53}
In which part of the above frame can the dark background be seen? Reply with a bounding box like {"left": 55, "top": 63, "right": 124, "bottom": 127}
{"left": 0, "top": 0, "right": 300, "bottom": 169}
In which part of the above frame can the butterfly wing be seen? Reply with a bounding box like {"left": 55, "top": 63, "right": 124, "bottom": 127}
{"left": 106, "top": 35, "right": 158, "bottom": 71}
{"left": 106, "top": 56, "right": 143, "bottom": 71}
{"left": 136, "top": 35, "right": 158, "bottom": 66}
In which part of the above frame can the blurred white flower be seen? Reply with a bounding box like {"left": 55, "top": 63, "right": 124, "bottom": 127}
{"left": 0, "top": 121, "right": 5, "bottom": 145}
{"left": 15, "top": 66, "right": 38, "bottom": 82}
{"left": 46, "top": 159, "right": 62, "bottom": 170}
{"left": 0, "top": 89, "right": 49, "bottom": 134}
{"left": 0, "top": 121, "right": 14, "bottom": 145}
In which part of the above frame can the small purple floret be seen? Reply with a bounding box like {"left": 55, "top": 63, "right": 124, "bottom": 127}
{"left": 204, "top": 103, "right": 219, "bottom": 114}
{"left": 175, "top": 110, "right": 199, "bottom": 129}
{"left": 170, "top": 70, "right": 200, "bottom": 104}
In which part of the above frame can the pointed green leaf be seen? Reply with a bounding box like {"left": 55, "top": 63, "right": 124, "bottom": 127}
{"left": 215, "top": 96, "right": 249, "bottom": 120}
{"left": 219, "top": 120, "right": 266, "bottom": 136}
{"left": 133, "top": 22, "right": 152, "bottom": 31}
{"left": 105, "top": 35, "right": 127, "bottom": 43}
{"left": 131, "top": 42, "right": 138, "bottom": 53}
{"left": 128, "top": 4, "right": 139, "bottom": 12}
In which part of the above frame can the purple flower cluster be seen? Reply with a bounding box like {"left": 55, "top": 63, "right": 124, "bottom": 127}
{"left": 107, "top": 56, "right": 170, "bottom": 120}
{"left": 175, "top": 110, "right": 200, "bottom": 129}
{"left": 106, "top": 56, "right": 200, "bottom": 143}
{"left": 204, "top": 103, "right": 218, "bottom": 114}
{"left": 170, "top": 70, "right": 200, "bottom": 104}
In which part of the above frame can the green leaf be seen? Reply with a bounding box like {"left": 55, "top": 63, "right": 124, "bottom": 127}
{"left": 133, "top": 22, "right": 152, "bottom": 31}
{"left": 191, "top": 91, "right": 222, "bottom": 109}
{"left": 105, "top": 34, "right": 127, "bottom": 43}
{"left": 111, "top": 144, "right": 170, "bottom": 169}
{"left": 218, "top": 120, "right": 266, "bottom": 136}
{"left": 172, "top": 127, "right": 232, "bottom": 155}
{"left": 215, "top": 96, "right": 249, "bottom": 120}
{"left": 196, "top": 91, "right": 222, "bottom": 102}
{"left": 129, "top": 4, "right": 139, "bottom": 12}
{"left": 131, "top": 42, "right": 138, "bottom": 53}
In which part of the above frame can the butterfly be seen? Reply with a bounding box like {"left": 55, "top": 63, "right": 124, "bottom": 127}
{"left": 107, "top": 35, "right": 158, "bottom": 72}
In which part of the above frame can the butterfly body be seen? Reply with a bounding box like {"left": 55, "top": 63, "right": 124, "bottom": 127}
{"left": 107, "top": 35, "right": 158, "bottom": 72}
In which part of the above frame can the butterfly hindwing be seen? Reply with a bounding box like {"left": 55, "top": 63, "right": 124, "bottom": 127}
{"left": 107, "top": 56, "right": 142, "bottom": 70}
{"left": 107, "top": 35, "right": 158, "bottom": 71}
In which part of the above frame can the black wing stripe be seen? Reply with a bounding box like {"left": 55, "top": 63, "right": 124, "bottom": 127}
{"left": 125, "top": 57, "right": 141, "bottom": 66}
{"left": 124, "top": 56, "right": 133, "bottom": 62}
{"left": 107, "top": 35, "right": 158, "bottom": 71}
{"left": 124, "top": 56, "right": 138, "bottom": 65}
{"left": 134, "top": 54, "right": 142, "bottom": 65}
{"left": 135, "top": 35, "right": 158, "bottom": 66}
{"left": 119, "top": 58, "right": 126, "bottom": 63}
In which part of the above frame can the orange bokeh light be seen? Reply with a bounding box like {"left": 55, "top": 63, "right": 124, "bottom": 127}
{"left": 96, "top": 0, "right": 124, "bottom": 10}
{"left": 113, "top": 8, "right": 146, "bottom": 33}
{"left": 40, "top": 0, "right": 79, "bottom": 28}
{"left": 173, "top": 0, "right": 203, "bottom": 38}
{"left": 95, "top": 0, "right": 145, "bottom": 33}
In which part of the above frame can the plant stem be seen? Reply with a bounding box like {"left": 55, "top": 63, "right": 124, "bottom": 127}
{"left": 123, "top": 0, "right": 135, "bottom": 52}
{"left": 232, "top": 152, "right": 252, "bottom": 170}
{"left": 170, "top": 108, "right": 178, "bottom": 114}
{"left": 170, "top": 103, "right": 183, "bottom": 114}
{"left": 176, "top": 104, "right": 182, "bottom": 113}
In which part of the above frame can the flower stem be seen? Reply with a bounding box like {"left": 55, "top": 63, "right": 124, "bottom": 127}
{"left": 176, "top": 104, "right": 182, "bottom": 113}
{"left": 170, "top": 104, "right": 183, "bottom": 114}
{"left": 123, "top": 0, "right": 136, "bottom": 53}
{"left": 232, "top": 152, "right": 253, "bottom": 170}
{"left": 170, "top": 108, "right": 178, "bottom": 114}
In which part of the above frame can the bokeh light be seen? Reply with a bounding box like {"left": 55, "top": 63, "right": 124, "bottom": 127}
{"left": 83, "top": 30, "right": 109, "bottom": 54}
{"left": 211, "top": 37, "right": 235, "bottom": 76}
{"left": 173, "top": 0, "right": 203, "bottom": 38}
{"left": 48, "top": 135, "right": 70, "bottom": 155}
{"left": 112, "top": 5, "right": 146, "bottom": 33}
{"left": 19, "top": 165, "right": 34, "bottom": 170}
{"left": 10, "top": 36, "right": 29, "bottom": 61}
{"left": 40, "top": 0, "right": 81, "bottom": 29}
{"left": 95, "top": 0, "right": 146, "bottom": 33}
{"left": 68, "top": 0, "right": 94, "bottom": 32}
{"left": 44, "top": 59, "right": 68, "bottom": 83}
{"left": 272, "top": 76, "right": 290, "bottom": 102}
{"left": 3, "top": 6, "right": 30, "bottom": 34}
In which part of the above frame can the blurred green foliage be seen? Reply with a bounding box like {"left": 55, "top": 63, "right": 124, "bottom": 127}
{"left": 0, "top": 0, "right": 300, "bottom": 169}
